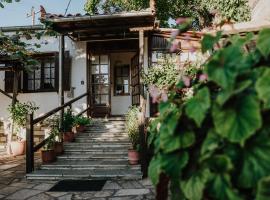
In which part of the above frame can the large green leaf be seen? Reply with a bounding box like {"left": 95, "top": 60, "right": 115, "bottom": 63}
{"left": 238, "top": 132, "right": 270, "bottom": 188}
{"left": 161, "top": 152, "right": 189, "bottom": 178}
{"left": 216, "top": 80, "right": 252, "bottom": 106}
{"left": 205, "top": 45, "right": 244, "bottom": 89}
{"left": 256, "top": 176, "right": 270, "bottom": 200}
{"left": 201, "top": 31, "right": 222, "bottom": 53}
{"left": 213, "top": 94, "right": 262, "bottom": 143}
{"left": 181, "top": 169, "right": 210, "bottom": 200}
{"left": 201, "top": 129, "right": 220, "bottom": 156}
{"left": 255, "top": 68, "right": 270, "bottom": 109}
{"left": 148, "top": 155, "right": 162, "bottom": 185}
{"left": 185, "top": 87, "right": 210, "bottom": 127}
{"left": 257, "top": 28, "right": 270, "bottom": 59}
{"left": 208, "top": 174, "right": 242, "bottom": 200}
{"left": 160, "top": 130, "right": 195, "bottom": 153}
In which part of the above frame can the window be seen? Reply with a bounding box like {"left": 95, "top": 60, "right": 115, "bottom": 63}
{"left": 114, "top": 65, "right": 130, "bottom": 95}
{"left": 24, "top": 55, "right": 57, "bottom": 92}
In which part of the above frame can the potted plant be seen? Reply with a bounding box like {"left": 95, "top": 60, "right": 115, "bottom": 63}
{"left": 41, "top": 137, "right": 56, "bottom": 164}
{"left": 125, "top": 106, "right": 140, "bottom": 165}
{"left": 62, "top": 109, "right": 75, "bottom": 142}
{"left": 51, "top": 127, "right": 64, "bottom": 155}
{"left": 7, "top": 102, "right": 39, "bottom": 156}
{"left": 74, "top": 116, "right": 91, "bottom": 133}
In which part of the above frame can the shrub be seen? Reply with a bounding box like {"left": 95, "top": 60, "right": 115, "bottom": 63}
{"left": 62, "top": 109, "right": 74, "bottom": 132}
{"left": 125, "top": 106, "right": 140, "bottom": 150}
{"left": 148, "top": 29, "right": 270, "bottom": 199}
{"left": 74, "top": 116, "right": 91, "bottom": 126}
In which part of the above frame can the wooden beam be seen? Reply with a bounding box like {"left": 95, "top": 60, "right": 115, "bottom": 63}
{"left": 59, "top": 35, "right": 65, "bottom": 131}
{"left": 0, "top": 88, "right": 13, "bottom": 99}
{"left": 130, "top": 26, "right": 154, "bottom": 32}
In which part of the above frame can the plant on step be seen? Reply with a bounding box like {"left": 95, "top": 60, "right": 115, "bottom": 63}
{"left": 62, "top": 109, "right": 75, "bottom": 132}
{"left": 42, "top": 133, "right": 56, "bottom": 163}
{"left": 148, "top": 28, "right": 270, "bottom": 199}
{"left": 7, "top": 101, "right": 39, "bottom": 141}
{"left": 74, "top": 116, "right": 91, "bottom": 127}
{"left": 125, "top": 106, "right": 140, "bottom": 150}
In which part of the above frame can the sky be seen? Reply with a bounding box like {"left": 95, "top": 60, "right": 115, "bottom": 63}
{"left": 0, "top": 0, "right": 86, "bottom": 27}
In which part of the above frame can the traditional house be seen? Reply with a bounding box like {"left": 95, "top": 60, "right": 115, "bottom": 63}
{"left": 0, "top": 7, "right": 201, "bottom": 121}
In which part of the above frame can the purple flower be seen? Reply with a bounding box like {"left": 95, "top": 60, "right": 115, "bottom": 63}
{"left": 161, "top": 90, "right": 168, "bottom": 102}
{"left": 176, "top": 17, "right": 187, "bottom": 25}
{"left": 189, "top": 45, "right": 196, "bottom": 53}
{"left": 182, "top": 76, "right": 191, "bottom": 87}
{"left": 199, "top": 74, "right": 208, "bottom": 82}
{"left": 170, "top": 41, "right": 179, "bottom": 52}
{"left": 171, "top": 30, "right": 180, "bottom": 38}
{"left": 149, "top": 85, "right": 160, "bottom": 103}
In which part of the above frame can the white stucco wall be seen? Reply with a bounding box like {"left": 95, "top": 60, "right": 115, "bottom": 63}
{"left": 0, "top": 34, "right": 87, "bottom": 119}
{"left": 110, "top": 52, "right": 135, "bottom": 116}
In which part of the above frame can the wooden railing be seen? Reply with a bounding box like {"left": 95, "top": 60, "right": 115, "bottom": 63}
{"left": 26, "top": 92, "right": 90, "bottom": 173}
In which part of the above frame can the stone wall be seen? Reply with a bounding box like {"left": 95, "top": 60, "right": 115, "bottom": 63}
{"left": 0, "top": 125, "right": 46, "bottom": 146}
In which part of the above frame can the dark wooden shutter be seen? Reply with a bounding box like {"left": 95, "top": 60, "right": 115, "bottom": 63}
{"left": 63, "top": 51, "right": 71, "bottom": 91}
{"left": 5, "top": 71, "right": 21, "bottom": 93}
{"left": 5, "top": 71, "right": 14, "bottom": 93}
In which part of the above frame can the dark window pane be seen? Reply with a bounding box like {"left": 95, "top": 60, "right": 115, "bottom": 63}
{"left": 44, "top": 68, "right": 50, "bottom": 79}
{"left": 122, "top": 67, "right": 129, "bottom": 76}
{"left": 35, "top": 80, "right": 41, "bottom": 90}
{"left": 92, "top": 65, "right": 99, "bottom": 74}
{"left": 28, "top": 80, "right": 34, "bottom": 90}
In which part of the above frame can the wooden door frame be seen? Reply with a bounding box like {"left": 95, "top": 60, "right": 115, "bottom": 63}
{"left": 87, "top": 49, "right": 111, "bottom": 117}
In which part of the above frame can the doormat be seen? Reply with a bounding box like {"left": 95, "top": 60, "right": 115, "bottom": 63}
{"left": 48, "top": 180, "right": 107, "bottom": 192}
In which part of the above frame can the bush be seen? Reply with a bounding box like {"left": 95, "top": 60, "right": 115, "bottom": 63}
{"left": 62, "top": 109, "right": 74, "bottom": 132}
{"left": 148, "top": 29, "right": 270, "bottom": 199}
{"left": 125, "top": 106, "right": 140, "bottom": 150}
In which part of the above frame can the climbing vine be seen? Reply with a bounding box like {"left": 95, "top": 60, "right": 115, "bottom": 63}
{"left": 148, "top": 28, "right": 270, "bottom": 199}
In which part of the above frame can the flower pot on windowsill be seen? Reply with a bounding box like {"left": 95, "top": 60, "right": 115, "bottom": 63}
{"left": 63, "top": 132, "right": 75, "bottom": 142}
{"left": 41, "top": 149, "right": 56, "bottom": 164}
{"left": 10, "top": 140, "right": 25, "bottom": 156}
{"left": 76, "top": 125, "right": 85, "bottom": 133}
{"left": 54, "top": 142, "right": 64, "bottom": 155}
{"left": 128, "top": 149, "right": 140, "bottom": 165}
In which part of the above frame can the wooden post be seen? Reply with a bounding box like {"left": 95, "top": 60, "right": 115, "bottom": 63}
{"left": 26, "top": 113, "right": 34, "bottom": 173}
{"left": 59, "top": 35, "right": 65, "bottom": 131}
{"left": 7, "top": 69, "right": 19, "bottom": 155}
{"left": 138, "top": 29, "right": 148, "bottom": 177}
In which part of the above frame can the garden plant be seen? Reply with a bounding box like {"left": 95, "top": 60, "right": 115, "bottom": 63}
{"left": 148, "top": 28, "right": 270, "bottom": 199}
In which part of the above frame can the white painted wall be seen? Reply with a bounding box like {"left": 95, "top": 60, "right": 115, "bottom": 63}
{"left": 110, "top": 52, "right": 135, "bottom": 116}
{"left": 0, "top": 34, "right": 87, "bottom": 119}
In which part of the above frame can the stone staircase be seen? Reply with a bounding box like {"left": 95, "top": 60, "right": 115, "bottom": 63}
{"left": 26, "top": 118, "right": 142, "bottom": 180}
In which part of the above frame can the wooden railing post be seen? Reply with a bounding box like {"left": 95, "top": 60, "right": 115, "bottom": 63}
{"left": 26, "top": 113, "right": 34, "bottom": 173}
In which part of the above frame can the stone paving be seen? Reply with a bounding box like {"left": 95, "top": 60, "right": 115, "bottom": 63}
{"left": 0, "top": 152, "right": 155, "bottom": 200}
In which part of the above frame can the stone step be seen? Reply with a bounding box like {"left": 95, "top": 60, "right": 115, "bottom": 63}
{"left": 40, "top": 160, "right": 140, "bottom": 170}
{"left": 64, "top": 148, "right": 128, "bottom": 153}
{"left": 62, "top": 151, "right": 128, "bottom": 156}
{"left": 57, "top": 154, "right": 128, "bottom": 161}
{"left": 27, "top": 169, "right": 142, "bottom": 180}
{"left": 84, "top": 130, "right": 126, "bottom": 134}
{"left": 64, "top": 143, "right": 131, "bottom": 148}
{"left": 74, "top": 138, "right": 130, "bottom": 142}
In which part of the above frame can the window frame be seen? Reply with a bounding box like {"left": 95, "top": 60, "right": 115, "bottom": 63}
{"left": 114, "top": 64, "right": 130, "bottom": 96}
{"left": 23, "top": 53, "right": 58, "bottom": 93}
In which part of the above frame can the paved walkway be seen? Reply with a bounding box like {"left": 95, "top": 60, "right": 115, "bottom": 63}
{"left": 0, "top": 152, "right": 155, "bottom": 200}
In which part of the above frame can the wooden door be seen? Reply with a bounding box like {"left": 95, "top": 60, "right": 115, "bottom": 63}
{"left": 90, "top": 55, "right": 110, "bottom": 117}
{"left": 131, "top": 54, "right": 140, "bottom": 106}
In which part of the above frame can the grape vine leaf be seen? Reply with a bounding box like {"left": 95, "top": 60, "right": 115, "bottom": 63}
{"left": 255, "top": 68, "right": 270, "bottom": 109}
{"left": 213, "top": 94, "right": 262, "bottom": 143}
{"left": 257, "top": 29, "right": 270, "bottom": 59}
{"left": 256, "top": 176, "right": 270, "bottom": 200}
{"left": 185, "top": 87, "right": 210, "bottom": 127}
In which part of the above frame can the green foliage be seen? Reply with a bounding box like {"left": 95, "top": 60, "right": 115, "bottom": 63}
{"left": 147, "top": 28, "right": 270, "bottom": 199}
{"left": 142, "top": 58, "right": 179, "bottom": 89}
{"left": 74, "top": 116, "right": 91, "bottom": 126}
{"left": 62, "top": 109, "right": 75, "bottom": 132}
{"left": 84, "top": 0, "right": 250, "bottom": 27}
{"left": 8, "top": 101, "right": 39, "bottom": 127}
{"left": 0, "top": 0, "right": 20, "bottom": 8}
{"left": 125, "top": 106, "right": 140, "bottom": 149}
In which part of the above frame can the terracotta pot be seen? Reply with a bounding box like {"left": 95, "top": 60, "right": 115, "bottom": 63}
{"left": 128, "top": 149, "right": 140, "bottom": 165}
{"left": 41, "top": 150, "right": 56, "bottom": 164}
{"left": 63, "top": 132, "right": 75, "bottom": 142}
{"left": 76, "top": 125, "right": 85, "bottom": 133}
{"left": 54, "top": 142, "right": 64, "bottom": 155}
{"left": 10, "top": 141, "right": 25, "bottom": 156}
